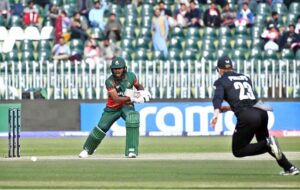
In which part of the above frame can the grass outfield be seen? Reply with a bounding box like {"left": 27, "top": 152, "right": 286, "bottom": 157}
{"left": 0, "top": 137, "right": 300, "bottom": 189}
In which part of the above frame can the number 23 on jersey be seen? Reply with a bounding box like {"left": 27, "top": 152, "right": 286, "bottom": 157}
{"left": 234, "top": 81, "right": 255, "bottom": 100}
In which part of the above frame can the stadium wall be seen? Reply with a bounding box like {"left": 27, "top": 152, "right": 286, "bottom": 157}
{"left": 0, "top": 100, "right": 300, "bottom": 137}
{"left": 0, "top": 100, "right": 103, "bottom": 132}
{"left": 81, "top": 101, "right": 300, "bottom": 137}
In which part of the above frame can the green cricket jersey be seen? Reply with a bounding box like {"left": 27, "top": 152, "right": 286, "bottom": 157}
{"left": 105, "top": 71, "right": 139, "bottom": 109}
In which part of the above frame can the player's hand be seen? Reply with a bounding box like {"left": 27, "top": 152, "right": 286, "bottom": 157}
{"left": 137, "top": 90, "right": 151, "bottom": 102}
{"left": 210, "top": 116, "right": 218, "bottom": 128}
{"left": 130, "top": 96, "right": 144, "bottom": 104}
{"left": 220, "top": 106, "right": 231, "bottom": 113}
{"left": 125, "top": 89, "right": 135, "bottom": 99}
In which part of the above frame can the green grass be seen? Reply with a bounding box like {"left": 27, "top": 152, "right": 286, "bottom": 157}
{"left": 1, "top": 160, "right": 300, "bottom": 189}
{"left": 0, "top": 137, "right": 300, "bottom": 189}
{"left": 1, "top": 136, "right": 300, "bottom": 156}
{"left": 1, "top": 136, "right": 234, "bottom": 156}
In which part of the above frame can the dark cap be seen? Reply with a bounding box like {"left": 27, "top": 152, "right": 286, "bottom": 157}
{"left": 272, "top": 11, "right": 278, "bottom": 16}
{"left": 288, "top": 23, "right": 295, "bottom": 28}
{"left": 217, "top": 56, "right": 233, "bottom": 69}
{"left": 109, "top": 12, "right": 116, "bottom": 16}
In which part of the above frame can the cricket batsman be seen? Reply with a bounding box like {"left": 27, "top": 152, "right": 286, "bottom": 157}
{"left": 79, "top": 56, "right": 151, "bottom": 158}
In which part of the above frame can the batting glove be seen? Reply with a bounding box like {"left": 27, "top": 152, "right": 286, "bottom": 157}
{"left": 130, "top": 96, "right": 145, "bottom": 104}
{"left": 137, "top": 90, "right": 151, "bottom": 102}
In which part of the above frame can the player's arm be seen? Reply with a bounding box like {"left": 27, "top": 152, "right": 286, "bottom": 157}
{"left": 210, "top": 80, "right": 224, "bottom": 128}
{"left": 220, "top": 106, "right": 231, "bottom": 113}
{"left": 108, "top": 88, "right": 130, "bottom": 103}
{"left": 132, "top": 75, "right": 151, "bottom": 102}
{"left": 210, "top": 109, "right": 220, "bottom": 129}
{"left": 133, "top": 78, "right": 144, "bottom": 90}
{"left": 121, "top": 76, "right": 146, "bottom": 104}
{"left": 105, "top": 79, "right": 130, "bottom": 103}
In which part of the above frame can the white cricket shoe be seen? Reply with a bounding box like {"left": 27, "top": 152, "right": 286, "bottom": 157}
{"left": 128, "top": 152, "right": 137, "bottom": 158}
{"left": 267, "top": 136, "right": 282, "bottom": 160}
{"left": 280, "top": 166, "right": 299, "bottom": 176}
{"left": 79, "top": 149, "right": 89, "bottom": 158}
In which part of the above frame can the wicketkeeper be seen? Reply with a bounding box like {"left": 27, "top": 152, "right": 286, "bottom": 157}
{"left": 79, "top": 56, "right": 151, "bottom": 158}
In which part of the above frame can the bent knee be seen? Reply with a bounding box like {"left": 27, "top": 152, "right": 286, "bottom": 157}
{"left": 232, "top": 149, "right": 245, "bottom": 158}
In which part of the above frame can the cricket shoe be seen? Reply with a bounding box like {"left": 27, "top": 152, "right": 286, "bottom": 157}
{"left": 128, "top": 152, "right": 137, "bottom": 158}
{"left": 280, "top": 166, "right": 299, "bottom": 176}
{"left": 267, "top": 136, "right": 282, "bottom": 160}
{"left": 79, "top": 149, "right": 90, "bottom": 158}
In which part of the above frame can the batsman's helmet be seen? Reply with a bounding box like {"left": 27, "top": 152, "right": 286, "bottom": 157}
{"left": 110, "top": 56, "right": 126, "bottom": 69}
{"left": 111, "top": 56, "right": 127, "bottom": 77}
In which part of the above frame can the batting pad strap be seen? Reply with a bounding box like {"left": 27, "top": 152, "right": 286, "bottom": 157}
{"left": 92, "top": 126, "right": 106, "bottom": 139}
{"left": 126, "top": 111, "right": 140, "bottom": 127}
{"left": 83, "top": 126, "right": 106, "bottom": 155}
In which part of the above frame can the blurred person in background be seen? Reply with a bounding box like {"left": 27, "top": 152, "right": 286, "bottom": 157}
{"left": 174, "top": 3, "right": 188, "bottom": 27}
{"left": 152, "top": 8, "right": 169, "bottom": 58}
{"left": 61, "top": 11, "right": 72, "bottom": 37}
{"left": 179, "top": 0, "right": 190, "bottom": 7}
{"left": 185, "top": 0, "right": 203, "bottom": 27}
{"left": 267, "top": 11, "right": 286, "bottom": 33}
{"left": 267, "top": 11, "right": 280, "bottom": 31}
{"left": 102, "top": 38, "right": 120, "bottom": 60}
{"left": 77, "top": 0, "right": 93, "bottom": 19}
{"left": 158, "top": 1, "right": 172, "bottom": 16}
{"left": 52, "top": 36, "right": 71, "bottom": 61}
{"left": 295, "top": 16, "right": 300, "bottom": 34}
{"left": 11, "top": 0, "right": 24, "bottom": 17}
{"left": 55, "top": 10, "right": 72, "bottom": 43}
{"left": 158, "top": 1, "right": 176, "bottom": 28}
{"left": 105, "top": 13, "right": 122, "bottom": 42}
{"left": 71, "top": 12, "right": 89, "bottom": 41}
{"left": 88, "top": 0, "right": 107, "bottom": 30}
{"left": 49, "top": 4, "right": 60, "bottom": 26}
{"left": 261, "top": 23, "right": 280, "bottom": 51}
{"left": 0, "top": 0, "right": 11, "bottom": 27}
{"left": 221, "top": 3, "right": 236, "bottom": 28}
{"left": 235, "top": 2, "right": 254, "bottom": 27}
{"left": 279, "top": 24, "right": 300, "bottom": 53}
{"left": 237, "top": 0, "right": 257, "bottom": 11}
{"left": 203, "top": 1, "right": 221, "bottom": 27}
{"left": 84, "top": 38, "right": 102, "bottom": 69}
{"left": 23, "top": 0, "right": 39, "bottom": 26}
